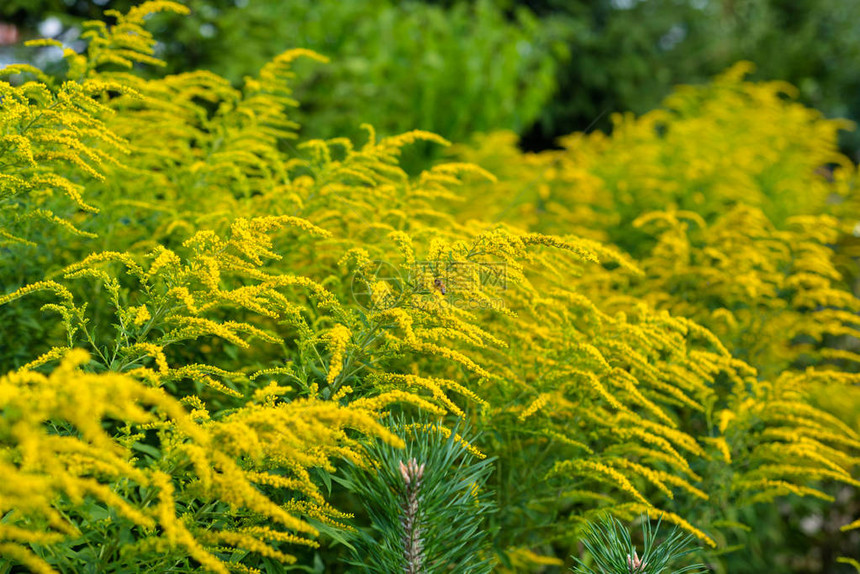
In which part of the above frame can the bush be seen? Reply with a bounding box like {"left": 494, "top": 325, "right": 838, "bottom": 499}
{"left": 2, "top": 0, "right": 567, "bottom": 147}
{"left": 455, "top": 62, "right": 860, "bottom": 572}
{"left": 518, "top": 0, "right": 860, "bottom": 160}
{"left": 0, "top": 3, "right": 857, "bottom": 573}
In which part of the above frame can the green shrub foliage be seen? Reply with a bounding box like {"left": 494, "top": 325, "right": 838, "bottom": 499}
{"left": 0, "top": 3, "right": 858, "bottom": 573}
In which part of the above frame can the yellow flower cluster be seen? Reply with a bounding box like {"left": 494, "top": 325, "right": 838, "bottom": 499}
{"left": 0, "top": 352, "right": 399, "bottom": 572}
{"left": 452, "top": 61, "right": 860, "bottom": 564}
{"left": 324, "top": 324, "right": 352, "bottom": 385}
{"left": 0, "top": 5, "right": 858, "bottom": 572}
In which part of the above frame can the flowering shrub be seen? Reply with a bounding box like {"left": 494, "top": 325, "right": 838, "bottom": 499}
{"left": 0, "top": 3, "right": 858, "bottom": 572}
{"left": 455, "top": 62, "right": 860, "bottom": 569}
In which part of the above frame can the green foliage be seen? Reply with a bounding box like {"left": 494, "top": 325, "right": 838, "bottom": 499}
{"left": 337, "top": 419, "right": 495, "bottom": 573}
{"left": 8, "top": 0, "right": 860, "bottom": 158}
{"left": 519, "top": 0, "right": 860, "bottom": 158}
{"left": 194, "top": 0, "right": 567, "bottom": 145}
{"left": 0, "top": 3, "right": 858, "bottom": 573}
{"left": 572, "top": 515, "right": 705, "bottom": 574}
{"left": 3, "top": 0, "right": 566, "bottom": 147}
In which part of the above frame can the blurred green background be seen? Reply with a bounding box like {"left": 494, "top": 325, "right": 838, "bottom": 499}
{"left": 1, "top": 1, "right": 859, "bottom": 572}
{"left": 2, "top": 0, "right": 859, "bottom": 157}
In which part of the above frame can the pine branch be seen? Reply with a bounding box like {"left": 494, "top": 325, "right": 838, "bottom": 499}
{"left": 572, "top": 514, "right": 708, "bottom": 574}
{"left": 339, "top": 417, "right": 496, "bottom": 574}
{"left": 399, "top": 458, "right": 426, "bottom": 573}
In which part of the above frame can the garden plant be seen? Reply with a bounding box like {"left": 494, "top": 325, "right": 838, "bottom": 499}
{"left": 0, "top": 2, "right": 858, "bottom": 573}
